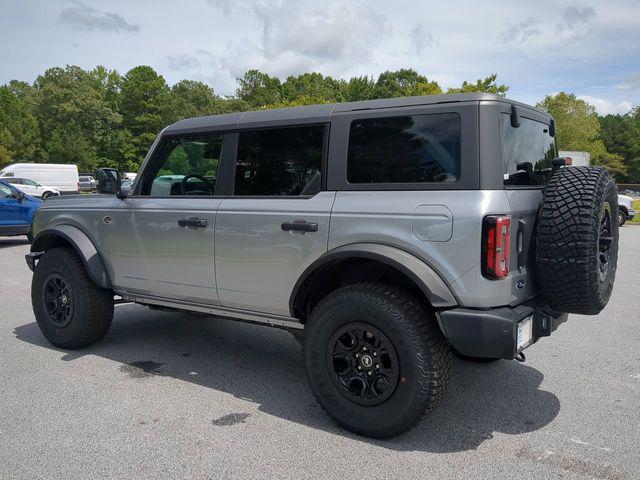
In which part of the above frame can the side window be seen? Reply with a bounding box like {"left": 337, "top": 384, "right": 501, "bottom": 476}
{"left": 139, "top": 133, "right": 223, "bottom": 196}
{"left": 10, "top": 178, "right": 23, "bottom": 184}
{"left": 347, "top": 113, "right": 461, "bottom": 184}
{"left": 23, "top": 179, "right": 38, "bottom": 186}
{"left": 500, "top": 114, "right": 557, "bottom": 186}
{"left": 234, "top": 125, "right": 324, "bottom": 196}
{"left": 0, "top": 183, "right": 13, "bottom": 198}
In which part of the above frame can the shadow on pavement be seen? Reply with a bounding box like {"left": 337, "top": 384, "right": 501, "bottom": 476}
{"left": 14, "top": 303, "right": 560, "bottom": 452}
{"left": 0, "top": 237, "right": 29, "bottom": 249}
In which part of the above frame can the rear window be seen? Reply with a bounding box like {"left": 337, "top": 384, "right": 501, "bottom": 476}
{"left": 500, "top": 114, "right": 557, "bottom": 186}
{"left": 347, "top": 113, "right": 461, "bottom": 184}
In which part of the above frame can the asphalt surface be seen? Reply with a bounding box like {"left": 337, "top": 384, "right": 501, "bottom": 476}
{"left": 1, "top": 228, "right": 639, "bottom": 480}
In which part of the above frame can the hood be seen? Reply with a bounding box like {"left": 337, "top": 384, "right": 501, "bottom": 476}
{"left": 618, "top": 194, "right": 633, "bottom": 205}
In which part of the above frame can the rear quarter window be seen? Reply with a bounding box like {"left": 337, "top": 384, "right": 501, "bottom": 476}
{"left": 347, "top": 113, "right": 461, "bottom": 184}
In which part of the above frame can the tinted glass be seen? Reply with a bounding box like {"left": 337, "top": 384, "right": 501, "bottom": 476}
{"left": 234, "top": 126, "right": 324, "bottom": 196}
{"left": 140, "top": 133, "right": 223, "bottom": 196}
{"left": 9, "top": 178, "right": 23, "bottom": 184}
{"left": 501, "top": 114, "right": 557, "bottom": 186}
{"left": 347, "top": 113, "right": 461, "bottom": 184}
{"left": 23, "top": 179, "right": 37, "bottom": 186}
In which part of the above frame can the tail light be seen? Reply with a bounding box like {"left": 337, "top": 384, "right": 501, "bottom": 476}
{"left": 482, "top": 215, "right": 511, "bottom": 279}
{"left": 77, "top": 181, "right": 80, "bottom": 193}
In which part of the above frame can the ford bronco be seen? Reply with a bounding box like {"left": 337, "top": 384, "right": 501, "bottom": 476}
{"left": 25, "top": 93, "right": 619, "bottom": 438}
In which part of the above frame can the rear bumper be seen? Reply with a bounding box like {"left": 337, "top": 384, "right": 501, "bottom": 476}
{"left": 437, "top": 298, "right": 568, "bottom": 360}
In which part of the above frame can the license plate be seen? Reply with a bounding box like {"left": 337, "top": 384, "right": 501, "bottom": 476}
{"left": 517, "top": 316, "right": 533, "bottom": 350}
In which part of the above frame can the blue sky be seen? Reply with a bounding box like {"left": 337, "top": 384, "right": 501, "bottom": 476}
{"left": 1, "top": 0, "right": 639, "bottom": 114}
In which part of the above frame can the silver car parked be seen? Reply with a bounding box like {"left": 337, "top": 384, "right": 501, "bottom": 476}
{"left": 25, "top": 93, "right": 619, "bottom": 438}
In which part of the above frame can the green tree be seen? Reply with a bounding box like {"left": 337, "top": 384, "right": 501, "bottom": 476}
{"left": 373, "top": 69, "right": 442, "bottom": 98}
{"left": 536, "top": 92, "right": 608, "bottom": 167}
{"left": 120, "top": 66, "right": 172, "bottom": 164}
{"left": 236, "top": 70, "right": 283, "bottom": 108}
{"left": 340, "top": 76, "right": 376, "bottom": 102}
{"left": 170, "top": 80, "right": 219, "bottom": 120}
{"left": 599, "top": 109, "right": 640, "bottom": 182}
{"left": 447, "top": 74, "right": 509, "bottom": 96}
{"left": 33, "top": 66, "right": 122, "bottom": 172}
{"left": 0, "top": 85, "right": 41, "bottom": 165}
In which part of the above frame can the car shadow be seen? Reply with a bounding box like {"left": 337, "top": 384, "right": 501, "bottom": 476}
{"left": 0, "top": 237, "right": 29, "bottom": 249}
{"left": 13, "top": 304, "right": 560, "bottom": 452}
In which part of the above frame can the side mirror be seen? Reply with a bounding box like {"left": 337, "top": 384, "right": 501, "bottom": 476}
{"left": 95, "top": 168, "right": 121, "bottom": 195}
{"left": 14, "top": 190, "right": 25, "bottom": 202}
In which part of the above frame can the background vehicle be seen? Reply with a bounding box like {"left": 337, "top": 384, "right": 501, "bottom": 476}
{"left": 0, "top": 163, "right": 79, "bottom": 195}
{"left": 558, "top": 150, "right": 590, "bottom": 167}
{"left": 0, "top": 177, "right": 60, "bottom": 199}
{"left": 25, "top": 93, "right": 619, "bottom": 438}
{"left": 0, "top": 179, "right": 41, "bottom": 241}
{"left": 617, "top": 194, "right": 636, "bottom": 226}
{"left": 78, "top": 175, "right": 96, "bottom": 192}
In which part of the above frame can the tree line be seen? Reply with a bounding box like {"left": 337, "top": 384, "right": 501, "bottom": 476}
{"left": 0, "top": 65, "right": 638, "bottom": 182}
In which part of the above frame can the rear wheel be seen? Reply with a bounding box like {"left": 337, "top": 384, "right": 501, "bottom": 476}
{"left": 41, "top": 191, "right": 53, "bottom": 200}
{"left": 304, "top": 283, "right": 451, "bottom": 438}
{"left": 536, "top": 166, "right": 619, "bottom": 314}
{"left": 32, "top": 247, "right": 114, "bottom": 349}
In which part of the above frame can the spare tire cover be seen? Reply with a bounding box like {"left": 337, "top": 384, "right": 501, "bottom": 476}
{"left": 536, "top": 166, "right": 619, "bottom": 315}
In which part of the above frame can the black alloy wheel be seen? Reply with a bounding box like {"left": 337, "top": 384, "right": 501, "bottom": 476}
{"left": 328, "top": 322, "right": 400, "bottom": 406}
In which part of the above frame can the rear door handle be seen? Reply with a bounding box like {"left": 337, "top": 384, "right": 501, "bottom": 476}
{"left": 178, "top": 217, "right": 207, "bottom": 228}
{"left": 281, "top": 221, "right": 318, "bottom": 233}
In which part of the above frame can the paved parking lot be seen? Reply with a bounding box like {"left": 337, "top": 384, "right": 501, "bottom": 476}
{"left": 1, "top": 227, "right": 639, "bottom": 480}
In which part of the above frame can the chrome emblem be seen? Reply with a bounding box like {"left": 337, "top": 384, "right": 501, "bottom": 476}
{"left": 103, "top": 215, "right": 113, "bottom": 224}
{"left": 516, "top": 279, "right": 526, "bottom": 290}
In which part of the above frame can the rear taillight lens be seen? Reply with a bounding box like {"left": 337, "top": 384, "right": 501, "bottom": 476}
{"left": 482, "top": 215, "right": 511, "bottom": 279}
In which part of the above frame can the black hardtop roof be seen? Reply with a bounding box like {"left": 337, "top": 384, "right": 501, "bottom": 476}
{"left": 164, "top": 93, "right": 548, "bottom": 135}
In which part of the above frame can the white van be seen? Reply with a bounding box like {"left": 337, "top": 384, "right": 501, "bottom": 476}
{"left": 0, "top": 163, "right": 79, "bottom": 194}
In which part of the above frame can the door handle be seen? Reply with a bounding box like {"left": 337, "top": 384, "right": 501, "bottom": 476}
{"left": 178, "top": 217, "right": 207, "bottom": 228}
{"left": 281, "top": 221, "right": 318, "bottom": 233}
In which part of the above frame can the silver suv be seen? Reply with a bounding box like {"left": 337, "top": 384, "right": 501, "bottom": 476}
{"left": 25, "top": 93, "right": 619, "bottom": 438}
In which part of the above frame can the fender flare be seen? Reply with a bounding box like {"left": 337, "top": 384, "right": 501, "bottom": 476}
{"left": 289, "top": 243, "right": 458, "bottom": 316}
{"left": 31, "top": 225, "right": 112, "bottom": 289}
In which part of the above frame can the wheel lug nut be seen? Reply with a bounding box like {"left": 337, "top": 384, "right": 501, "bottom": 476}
{"left": 355, "top": 353, "right": 359, "bottom": 358}
{"left": 368, "top": 372, "right": 372, "bottom": 376}
{"left": 373, "top": 352, "right": 377, "bottom": 356}
{"left": 358, "top": 366, "right": 362, "bottom": 370}
{"left": 376, "top": 364, "right": 379, "bottom": 369}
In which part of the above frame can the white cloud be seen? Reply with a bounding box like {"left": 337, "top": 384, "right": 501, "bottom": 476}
{"left": 578, "top": 95, "right": 633, "bottom": 115}
{"left": 59, "top": 0, "right": 139, "bottom": 33}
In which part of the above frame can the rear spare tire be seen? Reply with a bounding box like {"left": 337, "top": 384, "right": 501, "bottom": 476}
{"left": 536, "top": 166, "right": 618, "bottom": 315}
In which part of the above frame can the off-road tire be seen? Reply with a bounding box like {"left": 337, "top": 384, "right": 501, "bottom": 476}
{"left": 32, "top": 247, "right": 114, "bottom": 349}
{"left": 618, "top": 209, "right": 627, "bottom": 227}
{"left": 303, "top": 283, "right": 451, "bottom": 438}
{"left": 536, "top": 166, "right": 619, "bottom": 315}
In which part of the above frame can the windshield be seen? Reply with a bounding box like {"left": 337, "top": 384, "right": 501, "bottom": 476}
{"left": 500, "top": 114, "right": 557, "bottom": 187}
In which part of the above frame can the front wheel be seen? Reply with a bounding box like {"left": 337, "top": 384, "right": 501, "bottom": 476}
{"left": 304, "top": 283, "right": 451, "bottom": 438}
{"left": 41, "top": 191, "right": 53, "bottom": 200}
{"left": 618, "top": 209, "right": 627, "bottom": 227}
{"left": 31, "top": 247, "right": 114, "bottom": 349}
